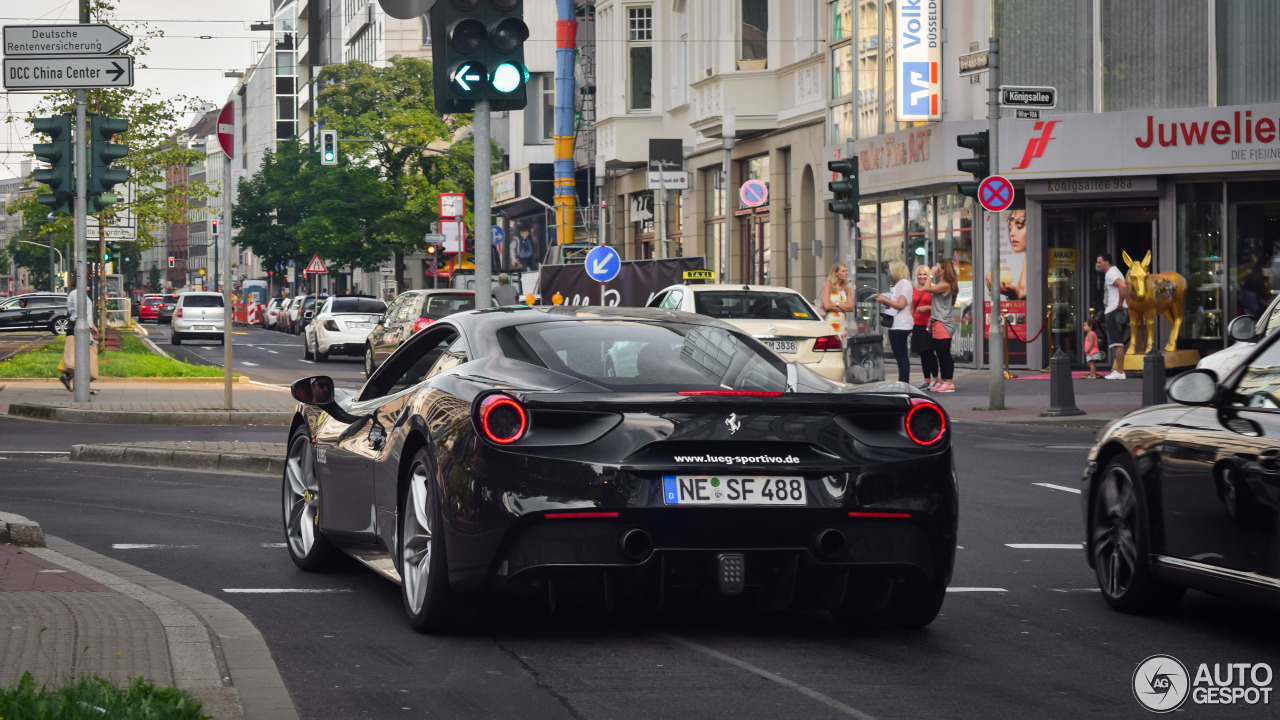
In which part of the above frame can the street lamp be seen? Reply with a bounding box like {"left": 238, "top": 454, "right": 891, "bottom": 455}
{"left": 721, "top": 108, "right": 736, "bottom": 283}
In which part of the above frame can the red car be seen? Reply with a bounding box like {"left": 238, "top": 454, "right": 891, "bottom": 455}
{"left": 138, "top": 295, "right": 162, "bottom": 323}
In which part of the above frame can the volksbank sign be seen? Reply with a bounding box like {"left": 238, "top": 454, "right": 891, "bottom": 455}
{"left": 896, "top": 0, "right": 942, "bottom": 121}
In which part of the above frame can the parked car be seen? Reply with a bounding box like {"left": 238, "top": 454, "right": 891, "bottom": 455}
{"left": 282, "top": 306, "right": 954, "bottom": 632}
{"left": 138, "top": 294, "right": 163, "bottom": 324}
{"left": 1083, "top": 316, "right": 1280, "bottom": 615}
{"left": 154, "top": 293, "right": 180, "bottom": 324}
{"left": 646, "top": 284, "right": 845, "bottom": 382}
{"left": 1198, "top": 292, "right": 1280, "bottom": 378}
{"left": 364, "top": 290, "right": 495, "bottom": 377}
{"left": 295, "top": 295, "right": 321, "bottom": 334}
{"left": 0, "top": 292, "right": 70, "bottom": 335}
{"left": 264, "top": 298, "right": 284, "bottom": 330}
{"left": 276, "top": 297, "right": 299, "bottom": 332}
{"left": 171, "top": 292, "right": 225, "bottom": 345}
{"left": 304, "top": 296, "right": 387, "bottom": 362}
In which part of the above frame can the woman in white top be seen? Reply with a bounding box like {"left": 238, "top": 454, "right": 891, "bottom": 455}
{"left": 875, "top": 259, "right": 914, "bottom": 383}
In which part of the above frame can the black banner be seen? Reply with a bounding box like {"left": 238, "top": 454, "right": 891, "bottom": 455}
{"left": 539, "top": 257, "right": 706, "bottom": 307}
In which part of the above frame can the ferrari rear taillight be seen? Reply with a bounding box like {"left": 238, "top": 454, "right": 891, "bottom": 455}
{"left": 479, "top": 394, "right": 527, "bottom": 444}
{"left": 678, "top": 390, "right": 784, "bottom": 397}
{"left": 413, "top": 318, "right": 434, "bottom": 333}
{"left": 813, "top": 335, "right": 843, "bottom": 352}
{"left": 905, "top": 399, "right": 946, "bottom": 446}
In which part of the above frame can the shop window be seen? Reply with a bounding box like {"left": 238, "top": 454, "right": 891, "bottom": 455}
{"left": 1228, "top": 182, "right": 1280, "bottom": 334}
{"left": 1177, "top": 183, "right": 1225, "bottom": 355}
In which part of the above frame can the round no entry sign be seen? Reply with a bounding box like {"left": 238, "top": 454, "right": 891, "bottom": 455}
{"left": 978, "top": 175, "right": 1014, "bottom": 213}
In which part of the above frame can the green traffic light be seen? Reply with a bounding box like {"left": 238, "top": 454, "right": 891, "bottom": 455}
{"left": 492, "top": 62, "right": 523, "bottom": 93}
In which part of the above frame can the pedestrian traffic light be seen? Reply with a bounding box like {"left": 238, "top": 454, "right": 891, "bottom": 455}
{"left": 88, "top": 115, "right": 130, "bottom": 213}
{"left": 956, "top": 131, "right": 990, "bottom": 200}
{"left": 827, "top": 157, "right": 859, "bottom": 220}
{"left": 431, "top": 0, "right": 530, "bottom": 113}
{"left": 32, "top": 114, "right": 73, "bottom": 215}
{"left": 320, "top": 129, "right": 337, "bottom": 165}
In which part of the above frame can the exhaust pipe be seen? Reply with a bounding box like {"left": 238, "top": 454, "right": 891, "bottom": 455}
{"left": 814, "top": 528, "right": 846, "bottom": 559}
{"left": 618, "top": 528, "right": 653, "bottom": 560}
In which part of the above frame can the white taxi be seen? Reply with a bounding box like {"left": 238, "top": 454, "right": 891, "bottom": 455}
{"left": 304, "top": 296, "right": 387, "bottom": 362}
{"left": 647, "top": 283, "right": 845, "bottom": 382}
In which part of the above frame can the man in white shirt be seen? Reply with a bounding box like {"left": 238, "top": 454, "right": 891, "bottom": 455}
{"left": 1096, "top": 253, "right": 1129, "bottom": 380}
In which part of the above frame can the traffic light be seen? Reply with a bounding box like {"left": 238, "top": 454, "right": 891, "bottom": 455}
{"left": 827, "top": 157, "right": 859, "bottom": 220}
{"left": 32, "top": 114, "right": 73, "bottom": 215}
{"left": 211, "top": 218, "right": 219, "bottom": 237}
{"left": 88, "top": 114, "right": 130, "bottom": 213}
{"left": 431, "top": 0, "right": 530, "bottom": 114}
{"left": 424, "top": 242, "right": 443, "bottom": 260}
{"left": 103, "top": 246, "right": 112, "bottom": 262}
{"left": 956, "top": 131, "right": 990, "bottom": 200}
{"left": 320, "top": 129, "right": 337, "bottom": 165}
{"left": 168, "top": 256, "right": 175, "bottom": 268}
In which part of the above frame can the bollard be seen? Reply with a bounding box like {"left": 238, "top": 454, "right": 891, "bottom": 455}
{"left": 1040, "top": 348, "right": 1085, "bottom": 417}
{"left": 1142, "top": 351, "right": 1167, "bottom": 406}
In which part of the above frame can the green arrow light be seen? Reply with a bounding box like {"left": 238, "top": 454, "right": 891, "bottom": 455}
{"left": 455, "top": 63, "right": 474, "bottom": 91}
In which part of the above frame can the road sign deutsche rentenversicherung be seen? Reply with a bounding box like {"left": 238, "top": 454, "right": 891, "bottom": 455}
{"left": 3, "top": 23, "right": 134, "bottom": 91}
{"left": 3, "top": 24, "right": 131, "bottom": 57}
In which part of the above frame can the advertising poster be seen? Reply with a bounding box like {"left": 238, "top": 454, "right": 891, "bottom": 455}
{"left": 982, "top": 208, "right": 1028, "bottom": 366}
{"left": 895, "top": 0, "right": 942, "bottom": 121}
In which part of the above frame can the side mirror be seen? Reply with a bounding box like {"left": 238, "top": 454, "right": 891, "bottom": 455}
{"left": 1167, "top": 369, "right": 1219, "bottom": 406}
{"left": 1228, "top": 315, "right": 1256, "bottom": 343}
{"left": 291, "top": 375, "right": 336, "bottom": 405}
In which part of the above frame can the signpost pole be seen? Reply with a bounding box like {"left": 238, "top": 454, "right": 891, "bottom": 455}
{"left": 721, "top": 109, "right": 735, "bottom": 284}
{"left": 657, "top": 172, "right": 667, "bottom": 260}
{"left": 71, "top": 5, "right": 89, "bottom": 401}
{"left": 987, "top": 36, "right": 1004, "bottom": 409}
{"left": 473, "top": 99, "right": 492, "bottom": 309}
{"left": 223, "top": 145, "right": 233, "bottom": 410}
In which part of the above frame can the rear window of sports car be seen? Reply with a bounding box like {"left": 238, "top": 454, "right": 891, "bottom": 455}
{"left": 511, "top": 321, "right": 786, "bottom": 392}
{"left": 693, "top": 291, "right": 818, "bottom": 321}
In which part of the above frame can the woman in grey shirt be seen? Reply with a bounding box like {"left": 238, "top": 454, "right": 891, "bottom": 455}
{"left": 921, "top": 260, "right": 958, "bottom": 393}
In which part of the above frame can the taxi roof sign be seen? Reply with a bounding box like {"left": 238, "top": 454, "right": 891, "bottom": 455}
{"left": 682, "top": 269, "right": 716, "bottom": 281}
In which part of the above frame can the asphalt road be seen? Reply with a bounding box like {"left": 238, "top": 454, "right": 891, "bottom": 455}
{"left": 2, "top": 418, "right": 1277, "bottom": 719}
{"left": 141, "top": 322, "right": 367, "bottom": 390}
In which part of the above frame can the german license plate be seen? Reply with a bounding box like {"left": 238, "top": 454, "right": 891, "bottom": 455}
{"left": 763, "top": 339, "right": 797, "bottom": 354}
{"left": 348, "top": 322, "right": 371, "bottom": 329}
{"left": 195, "top": 325, "right": 214, "bottom": 330}
{"left": 662, "top": 476, "right": 806, "bottom": 506}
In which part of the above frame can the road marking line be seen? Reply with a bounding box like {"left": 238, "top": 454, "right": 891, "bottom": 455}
{"left": 249, "top": 381, "right": 291, "bottom": 391}
{"left": 1042, "top": 445, "right": 1094, "bottom": 450}
{"left": 1034, "top": 482, "right": 1083, "bottom": 495}
{"left": 946, "top": 587, "right": 1007, "bottom": 593}
{"left": 1050, "top": 588, "right": 1102, "bottom": 593}
{"left": 267, "top": 350, "right": 278, "bottom": 354}
{"left": 1006, "top": 543, "right": 1083, "bottom": 550}
{"left": 201, "top": 346, "right": 214, "bottom": 350}
{"left": 260, "top": 542, "right": 287, "bottom": 548}
{"left": 112, "top": 543, "right": 201, "bottom": 550}
{"left": 0, "top": 450, "right": 71, "bottom": 454}
{"left": 241, "top": 361, "right": 259, "bottom": 367}
{"left": 233, "top": 332, "right": 248, "bottom": 335}
{"left": 39, "top": 569, "right": 67, "bottom": 573}
{"left": 222, "top": 588, "right": 353, "bottom": 593}
{"left": 299, "top": 359, "right": 314, "bottom": 364}
{"left": 663, "top": 634, "right": 878, "bottom": 720}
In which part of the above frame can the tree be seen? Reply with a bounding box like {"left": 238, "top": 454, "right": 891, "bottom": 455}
{"left": 231, "top": 142, "right": 310, "bottom": 287}
{"left": 312, "top": 57, "right": 500, "bottom": 290}
{"left": 148, "top": 266, "right": 161, "bottom": 293}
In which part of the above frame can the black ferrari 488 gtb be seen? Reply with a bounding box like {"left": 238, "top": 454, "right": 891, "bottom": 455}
{"left": 283, "top": 306, "right": 956, "bottom": 632}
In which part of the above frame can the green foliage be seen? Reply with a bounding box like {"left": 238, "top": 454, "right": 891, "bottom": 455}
{"left": 0, "top": 334, "right": 227, "bottom": 378}
{"left": 148, "top": 267, "right": 162, "bottom": 292}
{"left": 7, "top": 216, "right": 71, "bottom": 291}
{"left": 0, "top": 671, "right": 208, "bottom": 719}
{"left": 231, "top": 141, "right": 310, "bottom": 275}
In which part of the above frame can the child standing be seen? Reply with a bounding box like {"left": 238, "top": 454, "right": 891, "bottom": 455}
{"left": 1083, "top": 317, "right": 1106, "bottom": 378}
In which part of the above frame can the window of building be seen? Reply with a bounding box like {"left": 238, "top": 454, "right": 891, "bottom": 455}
{"left": 1177, "top": 183, "right": 1225, "bottom": 356}
{"left": 628, "top": 7, "right": 653, "bottom": 111}
{"left": 1215, "top": 1, "right": 1280, "bottom": 106}
{"left": 1102, "top": 0, "right": 1208, "bottom": 111}
{"left": 855, "top": 0, "right": 879, "bottom": 138}
{"left": 740, "top": 0, "right": 768, "bottom": 66}
{"left": 524, "top": 74, "right": 555, "bottom": 144}
{"left": 673, "top": 1, "right": 688, "bottom": 106}
{"left": 830, "top": 103, "right": 853, "bottom": 144}
{"left": 881, "top": 1, "right": 896, "bottom": 132}
{"left": 832, "top": 44, "right": 853, "bottom": 99}
{"left": 420, "top": 15, "right": 431, "bottom": 46}
{"left": 831, "top": 0, "right": 852, "bottom": 42}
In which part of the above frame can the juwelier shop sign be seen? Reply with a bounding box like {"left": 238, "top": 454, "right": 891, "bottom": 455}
{"left": 1000, "top": 103, "right": 1280, "bottom": 178}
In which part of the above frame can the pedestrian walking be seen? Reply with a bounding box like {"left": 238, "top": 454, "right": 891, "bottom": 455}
{"left": 1096, "top": 252, "right": 1129, "bottom": 379}
{"left": 818, "top": 262, "right": 855, "bottom": 343}
{"left": 60, "top": 277, "right": 98, "bottom": 394}
{"left": 876, "top": 260, "right": 914, "bottom": 383}
{"left": 1083, "top": 317, "right": 1107, "bottom": 378}
{"left": 911, "top": 263, "right": 939, "bottom": 390}
{"left": 492, "top": 273, "right": 520, "bottom": 306}
{"left": 921, "top": 259, "right": 959, "bottom": 393}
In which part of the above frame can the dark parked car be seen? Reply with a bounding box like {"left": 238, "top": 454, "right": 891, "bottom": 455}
{"left": 0, "top": 293, "right": 70, "bottom": 334}
{"left": 364, "top": 290, "right": 494, "bottom": 377}
{"left": 284, "top": 306, "right": 956, "bottom": 633}
{"left": 1082, "top": 314, "right": 1280, "bottom": 613}
{"left": 155, "top": 293, "right": 180, "bottom": 324}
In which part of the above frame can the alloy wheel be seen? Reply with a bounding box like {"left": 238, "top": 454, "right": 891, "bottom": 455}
{"left": 284, "top": 433, "right": 321, "bottom": 559}
{"left": 52, "top": 317, "right": 69, "bottom": 335}
{"left": 365, "top": 348, "right": 374, "bottom": 378}
{"left": 1092, "top": 464, "right": 1138, "bottom": 600}
{"left": 401, "top": 464, "right": 433, "bottom": 615}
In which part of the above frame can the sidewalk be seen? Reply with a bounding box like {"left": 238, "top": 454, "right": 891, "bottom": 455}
{"left": 0, "top": 381, "right": 295, "bottom": 425}
{"left": 906, "top": 367, "right": 1144, "bottom": 427}
{"left": 0, "top": 513, "right": 297, "bottom": 719}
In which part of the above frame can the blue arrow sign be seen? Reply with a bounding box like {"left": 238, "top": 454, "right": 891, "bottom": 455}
{"left": 585, "top": 245, "right": 621, "bottom": 283}
{"left": 491, "top": 225, "right": 504, "bottom": 245}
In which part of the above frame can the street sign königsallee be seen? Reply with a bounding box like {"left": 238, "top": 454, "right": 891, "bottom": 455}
{"left": 999, "top": 85, "right": 1057, "bottom": 109}
{"left": 3, "top": 54, "right": 133, "bottom": 90}
{"left": 3, "top": 24, "right": 132, "bottom": 57}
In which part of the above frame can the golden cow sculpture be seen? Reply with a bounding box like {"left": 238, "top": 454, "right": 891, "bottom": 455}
{"left": 1123, "top": 250, "right": 1186, "bottom": 355}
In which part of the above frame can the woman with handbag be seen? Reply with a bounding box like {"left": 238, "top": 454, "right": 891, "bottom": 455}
{"left": 875, "top": 260, "right": 914, "bottom": 383}
{"left": 818, "top": 262, "right": 855, "bottom": 343}
{"left": 911, "top": 264, "right": 939, "bottom": 390}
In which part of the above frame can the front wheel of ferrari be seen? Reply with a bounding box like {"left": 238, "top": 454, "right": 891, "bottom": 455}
{"left": 400, "top": 451, "right": 460, "bottom": 633}
{"left": 364, "top": 346, "right": 375, "bottom": 378}
{"left": 283, "top": 426, "right": 338, "bottom": 571}
{"left": 1090, "top": 456, "right": 1184, "bottom": 613}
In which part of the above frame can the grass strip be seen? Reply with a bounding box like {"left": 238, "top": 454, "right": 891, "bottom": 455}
{"left": 0, "top": 334, "right": 229, "bottom": 378}
{"left": 0, "top": 671, "right": 208, "bottom": 719}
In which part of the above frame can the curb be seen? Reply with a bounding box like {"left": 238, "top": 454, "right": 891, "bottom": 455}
{"left": 0, "top": 511, "right": 46, "bottom": 547}
{"left": 8, "top": 404, "right": 291, "bottom": 425}
{"left": 71, "top": 444, "right": 283, "bottom": 475}
{"left": 0, "top": 375, "right": 251, "bottom": 384}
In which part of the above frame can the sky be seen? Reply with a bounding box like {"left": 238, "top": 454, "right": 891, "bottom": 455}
{"left": 1, "top": 0, "right": 269, "bottom": 180}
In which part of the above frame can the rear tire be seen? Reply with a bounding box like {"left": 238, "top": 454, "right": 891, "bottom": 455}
{"left": 171, "top": 333, "right": 182, "bottom": 346}
{"left": 1090, "top": 456, "right": 1184, "bottom": 613}
{"left": 400, "top": 450, "right": 461, "bottom": 633}
{"left": 315, "top": 342, "right": 329, "bottom": 362}
{"left": 303, "top": 336, "right": 314, "bottom": 360}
